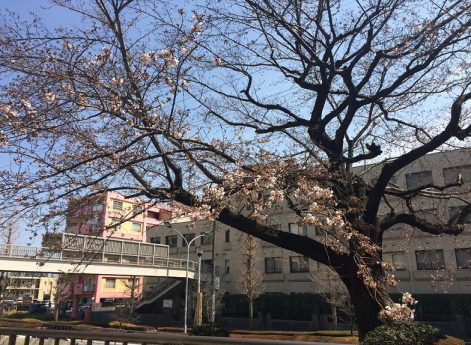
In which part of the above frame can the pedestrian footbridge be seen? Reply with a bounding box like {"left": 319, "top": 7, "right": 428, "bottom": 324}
{"left": 0, "top": 233, "right": 196, "bottom": 279}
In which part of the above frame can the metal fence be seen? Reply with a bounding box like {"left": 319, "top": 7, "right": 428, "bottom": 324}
{"left": 0, "top": 243, "right": 197, "bottom": 273}
{"left": 0, "top": 328, "right": 336, "bottom": 345}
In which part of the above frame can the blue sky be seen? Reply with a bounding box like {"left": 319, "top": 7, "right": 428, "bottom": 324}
{"left": 0, "top": 0, "right": 82, "bottom": 245}
{"left": 1, "top": 0, "right": 80, "bottom": 27}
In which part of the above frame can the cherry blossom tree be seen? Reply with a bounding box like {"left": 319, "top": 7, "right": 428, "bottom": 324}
{"left": 1, "top": 0, "right": 471, "bottom": 338}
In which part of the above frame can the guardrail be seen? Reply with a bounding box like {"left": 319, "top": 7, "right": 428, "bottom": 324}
{"left": 0, "top": 244, "right": 197, "bottom": 273}
{"left": 0, "top": 327, "right": 333, "bottom": 345}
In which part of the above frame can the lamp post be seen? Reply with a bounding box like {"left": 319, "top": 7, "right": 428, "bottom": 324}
{"left": 164, "top": 221, "right": 211, "bottom": 333}
{"left": 196, "top": 247, "right": 203, "bottom": 326}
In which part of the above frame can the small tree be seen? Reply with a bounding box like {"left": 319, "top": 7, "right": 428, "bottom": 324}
{"left": 114, "top": 275, "right": 140, "bottom": 326}
{"left": 0, "top": 214, "right": 20, "bottom": 302}
{"left": 311, "top": 266, "right": 354, "bottom": 332}
{"left": 201, "top": 276, "right": 225, "bottom": 324}
{"left": 237, "top": 233, "right": 264, "bottom": 329}
{"left": 53, "top": 274, "right": 73, "bottom": 321}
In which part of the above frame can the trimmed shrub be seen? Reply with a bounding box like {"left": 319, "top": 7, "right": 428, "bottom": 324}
{"left": 363, "top": 321, "right": 444, "bottom": 345}
{"left": 189, "top": 323, "right": 229, "bottom": 337}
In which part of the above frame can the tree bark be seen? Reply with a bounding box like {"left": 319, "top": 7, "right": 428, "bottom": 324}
{"left": 331, "top": 304, "right": 338, "bottom": 330}
{"left": 344, "top": 273, "right": 385, "bottom": 340}
{"left": 248, "top": 298, "right": 253, "bottom": 329}
{"left": 54, "top": 304, "right": 60, "bottom": 322}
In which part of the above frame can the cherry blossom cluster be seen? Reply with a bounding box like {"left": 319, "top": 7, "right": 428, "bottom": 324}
{"left": 379, "top": 292, "right": 418, "bottom": 321}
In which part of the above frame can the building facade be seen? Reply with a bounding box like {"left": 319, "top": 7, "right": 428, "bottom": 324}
{"left": 65, "top": 191, "right": 171, "bottom": 317}
{"left": 142, "top": 149, "right": 471, "bottom": 322}
{"left": 3, "top": 273, "right": 57, "bottom": 302}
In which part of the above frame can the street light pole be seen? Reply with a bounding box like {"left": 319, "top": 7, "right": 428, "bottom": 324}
{"left": 164, "top": 222, "right": 210, "bottom": 334}
{"left": 211, "top": 220, "right": 216, "bottom": 323}
{"left": 196, "top": 247, "right": 203, "bottom": 326}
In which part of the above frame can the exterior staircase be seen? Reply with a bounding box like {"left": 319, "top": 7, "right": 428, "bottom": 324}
{"left": 135, "top": 278, "right": 182, "bottom": 311}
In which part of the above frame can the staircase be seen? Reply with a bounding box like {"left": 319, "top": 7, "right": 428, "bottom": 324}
{"left": 136, "top": 278, "right": 182, "bottom": 311}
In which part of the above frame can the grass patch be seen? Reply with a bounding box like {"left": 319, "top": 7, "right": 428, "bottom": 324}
{"left": 3, "top": 311, "right": 54, "bottom": 321}
{"left": 435, "top": 336, "right": 465, "bottom": 345}
{"left": 0, "top": 315, "right": 154, "bottom": 332}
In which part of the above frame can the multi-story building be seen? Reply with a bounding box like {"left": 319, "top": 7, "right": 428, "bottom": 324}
{"left": 356, "top": 149, "right": 471, "bottom": 294}
{"left": 3, "top": 273, "right": 57, "bottom": 302}
{"left": 65, "top": 191, "right": 171, "bottom": 317}
{"left": 141, "top": 149, "right": 471, "bottom": 330}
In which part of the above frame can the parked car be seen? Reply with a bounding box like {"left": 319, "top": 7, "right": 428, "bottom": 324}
{"left": 78, "top": 302, "right": 92, "bottom": 312}
{"left": 30, "top": 301, "right": 49, "bottom": 314}
{"left": 0, "top": 300, "right": 14, "bottom": 307}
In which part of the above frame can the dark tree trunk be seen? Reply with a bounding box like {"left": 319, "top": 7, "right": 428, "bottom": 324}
{"left": 344, "top": 270, "right": 386, "bottom": 340}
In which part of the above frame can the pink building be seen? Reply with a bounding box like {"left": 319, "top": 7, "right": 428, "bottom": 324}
{"left": 65, "top": 191, "right": 171, "bottom": 318}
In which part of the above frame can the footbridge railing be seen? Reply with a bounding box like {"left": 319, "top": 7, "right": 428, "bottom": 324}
{"left": 0, "top": 243, "right": 197, "bottom": 274}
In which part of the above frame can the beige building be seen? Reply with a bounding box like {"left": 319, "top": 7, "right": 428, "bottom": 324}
{"left": 4, "top": 273, "right": 57, "bottom": 302}
{"left": 357, "top": 149, "right": 471, "bottom": 294}
{"left": 143, "top": 149, "right": 471, "bottom": 304}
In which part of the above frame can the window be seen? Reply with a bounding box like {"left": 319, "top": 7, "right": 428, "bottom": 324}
{"left": 225, "top": 260, "right": 230, "bottom": 274}
{"left": 443, "top": 165, "right": 471, "bottom": 185}
{"left": 201, "top": 233, "right": 213, "bottom": 245}
{"left": 405, "top": 171, "right": 433, "bottom": 190}
{"left": 415, "top": 250, "right": 445, "bottom": 270}
{"left": 288, "top": 223, "right": 307, "bottom": 236}
{"left": 127, "top": 277, "right": 138, "bottom": 287}
{"left": 449, "top": 206, "right": 471, "bottom": 224}
{"left": 104, "top": 278, "right": 116, "bottom": 288}
{"left": 455, "top": 248, "right": 471, "bottom": 269}
{"left": 302, "top": 224, "right": 317, "bottom": 235}
{"left": 165, "top": 235, "right": 178, "bottom": 248}
{"left": 265, "top": 257, "right": 282, "bottom": 273}
{"left": 87, "top": 217, "right": 102, "bottom": 225}
{"left": 289, "top": 256, "right": 309, "bottom": 273}
{"left": 383, "top": 252, "right": 406, "bottom": 270}
{"left": 147, "top": 211, "right": 160, "bottom": 220}
{"left": 201, "top": 259, "right": 213, "bottom": 274}
{"left": 112, "top": 200, "right": 123, "bottom": 210}
{"left": 150, "top": 237, "right": 161, "bottom": 244}
{"left": 133, "top": 204, "right": 144, "bottom": 215}
{"left": 225, "top": 230, "right": 230, "bottom": 243}
{"left": 131, "top": 222, "right": 142, "bottom": 232}
{"left": 183, "top": 233, "right": 195, "bottom": 246}
{"left": 92, "top": 203, "right": 103, "bottom": 212}
{"left": 110, "top": 218, "right": 121, "bottom": 230}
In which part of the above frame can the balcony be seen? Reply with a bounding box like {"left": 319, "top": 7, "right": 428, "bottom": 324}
{"left": 83, "top": 284, "right": 96, "bottom": 292}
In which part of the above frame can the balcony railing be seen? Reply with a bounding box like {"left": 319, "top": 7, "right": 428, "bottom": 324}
{"left": 82, "top": 284, "right": 96, "bottom": 292}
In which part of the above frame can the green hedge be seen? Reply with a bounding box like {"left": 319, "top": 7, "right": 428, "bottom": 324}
{"left": 363, "top": 321, "right": 444, "bottom": 345}
{"left": 189, "top": 323, "right": 229, "bottom": 337}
